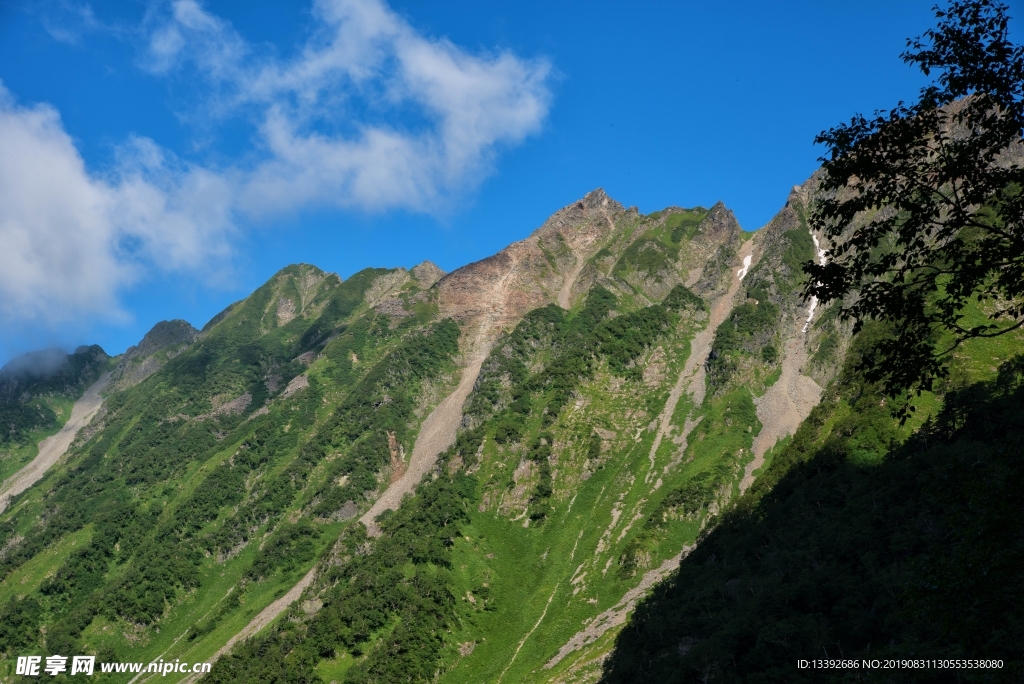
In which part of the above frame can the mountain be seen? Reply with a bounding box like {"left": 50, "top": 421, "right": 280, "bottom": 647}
{"left": 601, "top": 326, "right": 1024, "bottom": 683}
{"left": 0, "top": 345, "right": 109, "bottom": 484}
{"left": 0, "top": 181, "right": 1020, "bottom": 684}
{"left": 0, "top": 346, "right": 108, "bottom": 405}
{"left": 107, "top": 320, "right": 200, "bottom": 393}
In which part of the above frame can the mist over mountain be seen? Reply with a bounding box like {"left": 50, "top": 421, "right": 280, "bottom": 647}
{"left": 0, "top": 349, "right": 69, "bottom": 383}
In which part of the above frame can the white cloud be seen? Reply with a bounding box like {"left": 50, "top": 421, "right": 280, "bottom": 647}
{"left": 145, "top": 0, "right": 553, "bottom": 213}
{"left": 1, "top": 0, "right": 551, "bottom": 331}
{"left": 40, "top": 1, "right": 129, "bottom": 46}
{"left": 0, "top": 84, "right": 233, "bottom": 328}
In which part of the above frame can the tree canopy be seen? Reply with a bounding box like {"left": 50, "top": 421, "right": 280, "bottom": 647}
{"left": 806, "top": 0, "right": 1024, "bottom": 408}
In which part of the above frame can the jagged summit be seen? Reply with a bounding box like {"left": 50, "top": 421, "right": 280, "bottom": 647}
{"left": 700, "top": 201, "right": 742, "bottom": 238}
{"left": 133, "top": 320, "right": 199, "bottom": 357}
{"left": 109, "top": 320, "right": 199, "bottom": 392}
{"left": 529, "top": 187, "right": 625, "bottom": 239}
{"left": 437, "top": 188, "right": 632, "bottom": 329}
{"left": 434, "top": 188, "right": 747, "bottom": 332}
{"left": 411, "top": 260, "right": 445, "bottom": 288}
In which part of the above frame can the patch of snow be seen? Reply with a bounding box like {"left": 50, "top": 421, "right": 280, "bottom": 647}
{"left": 802, "top": 232, "right": 829, "bottom": 333}
{"left": 737, "top": 254, "right": 753, "bottom": 280}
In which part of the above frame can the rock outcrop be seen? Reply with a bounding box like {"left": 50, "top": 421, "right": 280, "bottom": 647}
{"left": 411, "top": 260, "right": 446, "bottom": 288}
{"left": 109, "top": 319, "right": 199, "bottom": 392}
{"left": 437, "top": 189, "right": 625, "bottom": 331}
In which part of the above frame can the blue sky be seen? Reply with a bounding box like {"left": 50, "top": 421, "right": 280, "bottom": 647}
{"left": 0, "top": 0, "right": 978, "bottom": 363}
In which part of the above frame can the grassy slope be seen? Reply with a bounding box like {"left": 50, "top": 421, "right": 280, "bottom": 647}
{"left": 0, "top": 265, "right": 461, "bottom": 682}
{"left": 440, "top": 205, "right": 924, "bottom": 682}
{"left": 0, "top": 347, "right": 111, "bottom": 483}
{"left": 198, "top": 282, "right": 751, "bottom": 684}
{"left": 424, "top": 271, "right": 781, "bottom": 683}
{"left": 199, "top": 203, "right": 781, "bottom": 684}
{"left": 612, "top": 209, "right": 708, "bottom": 286}
{"left": 0, "top": 201, "right": 831, "bottom": 683}
{"left": 0, "top": 395, "right": 78, "bottom": 484}
{"left": 442, "top": 361, "right": 764, "bottom": 682}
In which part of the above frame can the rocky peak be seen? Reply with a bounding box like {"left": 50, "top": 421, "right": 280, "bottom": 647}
{"left": 134, "top": 320, "right": 200, "bottom": 357}
{"left": 531, "top": 188, "right": 626, "bottom": 239}
{"left": 411, "top": 261, "right": 445, "bottom": 288}
{"left": 754, "top": 172, "right": 825, "bottom": 250}
{"left": 699, "top": 201, "right": 743, "bottom": 240}
{"left": 438, "top": 190, "right": 631, "bottom": 334}
{"left": 110, "top": 320, "right": 200, "bottom": 392}
{"left": 784, "top": 170, "right": 823, "bottom": 213}
{"left": 582, "top": 187, "right": 624, "bottom": 212}
{"left": 253, "top": 264, "right": 344, "bottom": 331}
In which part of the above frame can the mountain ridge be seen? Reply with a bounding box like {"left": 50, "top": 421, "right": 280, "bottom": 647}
{"left": 4, "top": 176, "right": 996, "bottom": 684}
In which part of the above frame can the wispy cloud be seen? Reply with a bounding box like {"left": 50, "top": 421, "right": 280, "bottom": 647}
{"left": 0, "top": 84, "right": 233, "bottom": 327}
{"left": 40, "top": 1, "right": 127, "bottom": 46}
{"left": 144, "top": 0, "right": 553, "bottom": 212}
{"left": 2, "top": 0, "right": 552, "bottom": 332}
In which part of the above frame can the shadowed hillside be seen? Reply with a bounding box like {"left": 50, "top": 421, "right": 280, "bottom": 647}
{"left": 601, "top": 329, "right": 1024, "bottom": 683}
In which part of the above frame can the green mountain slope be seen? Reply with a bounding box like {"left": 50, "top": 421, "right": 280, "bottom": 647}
{"left": 0, "top": 345, "right": 109, "bottom": 484}
{"left": 199, "top": 189, "right": 835, "bottom": 684}
{"left": 0, "top": 262, "right": 459, "bottom": 676}
{"left": 0, "top": 182, "right": 1016, "bottom": 684}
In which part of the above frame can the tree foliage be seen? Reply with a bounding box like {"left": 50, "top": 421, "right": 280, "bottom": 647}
{"left": 806, "top": 0, "right": 1024, "bottom": 405}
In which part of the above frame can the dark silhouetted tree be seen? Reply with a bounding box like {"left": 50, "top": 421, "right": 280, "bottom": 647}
{"left": 807, "top": 0, "right": 1024, "bottom": 411}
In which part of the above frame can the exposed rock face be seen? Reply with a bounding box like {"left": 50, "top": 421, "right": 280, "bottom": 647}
{"left": 109, "top": 320, "right": 199, "bottom": 392}
{"left": 293, "top": 351, "right": 317, "bottom": 366}
{"left": 411, "top": 261, "right": 445, "bottom": 288}
{"left": 691, "top": 202, "right": 744, "bottom": 296}
{"left": 435, "top": 189, "right": 748, "bottom": 343}
{"left": 375, "top": 298, "right": 411, "bottom": 319}
{"left": 365, "top": 269, "right": 411, "bottom": 308}
{"left": 134, "top": 320, "right": 200, "bottom": 357}
{"left": 195, "top": 392, "right": 252, "bottom": 420}
{"left": 282, "top": 374, "right": 309, "bottom": 398}
{"left": 698, "top": 201, "right": 742, "bottom": 244}
{"left": 276, "top": 298, "right": 297, "bottom": 325}
{"left": 436, "top": 189, "right": 625, "bottom": 333}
